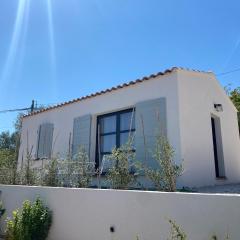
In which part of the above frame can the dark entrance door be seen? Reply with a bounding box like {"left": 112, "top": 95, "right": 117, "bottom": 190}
{"left": 211, "top": 117, "right": 220, "bottom": 178}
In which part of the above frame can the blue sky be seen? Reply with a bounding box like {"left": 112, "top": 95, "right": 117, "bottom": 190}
{"left": 0, "top": 0, "right": 240, "bottom": 132}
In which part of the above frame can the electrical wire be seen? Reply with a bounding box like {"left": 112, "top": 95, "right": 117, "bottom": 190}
{"left": 0, "top": 107, "right": 31, "bottom": 114}
{"left": 217, "top": 67, "right": 240, "bottom": 76}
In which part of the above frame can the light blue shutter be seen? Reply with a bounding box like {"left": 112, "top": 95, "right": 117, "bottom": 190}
{"left": 44, "top": 123, "right": 54, "bottom": 158}
{"left": 135, "top": 98, "right": 167, "bottom": 168}
{"left": 72, "top": 115, "right": 92, "bottom": 158}
{"left": 37, "top": 123, "right": 54, "bottom": 159}
{"left": 37, "top": 125, "right": 44, "bottom": 159}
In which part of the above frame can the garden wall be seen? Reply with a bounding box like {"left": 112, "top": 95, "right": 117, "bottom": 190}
{"left": 0, "top": 185, "right": 240, "bottom": 240}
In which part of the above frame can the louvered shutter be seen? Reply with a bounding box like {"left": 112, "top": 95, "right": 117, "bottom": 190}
{"left": 44, "top": 123, "right": 54, "bottom": 158}
{"left": 72, "top": 115, "right": 92, "bottom": 158}
{"left": 37, "top": 123, "right": 54, "bottom": 159}
{"left": 37, "top": 125, "right": 44, "bottom": 159}
{"left": 135, "top": 98, "right": 167, "bottom": 168}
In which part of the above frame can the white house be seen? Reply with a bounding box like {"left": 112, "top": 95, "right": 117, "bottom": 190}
{"left": 18, "top": 67, "right": 240, "bottom": 188}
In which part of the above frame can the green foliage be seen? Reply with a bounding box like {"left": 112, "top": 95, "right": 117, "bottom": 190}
{"left": 42, "top": 158, "right": 59, "bottom": 187}
{"left": 168, "top": 219, "right": 187, "bottom": 240}
{"left": 228, "top": 87, "right": 240, "bottom": 112}
{"left": 18, "top": 150, "right": 37, "bottom": 186}
{"left": 0, "top": 114, "right": 22, "bottom": 185}
{"left": 144, "top": 135, "right": 183, "bottom": 192}
{"left": 73, "top": 146, "right": 93, "bottom": 188}
{"left": 40, "top": 146, "right": 94, "bottom": 188}
{"left": 0, "top": 149, "right": 17, "bottom": 184}
{"left": 14, "top": 114, "right": 23, "bottom": 135}
{"left": 0, "top": 131, "right": 17, "bottom": 151}
{"left": 5, "top": 198, "right": 52, "bottom": 240}
{"left": 0, "top": 149, "right": 16, "bottom": 168}
{"left": 106, "top": 141, "right": 138, "bottom": 189}
{"left": 226, "top": 86, "right": 240, "bottom": 133}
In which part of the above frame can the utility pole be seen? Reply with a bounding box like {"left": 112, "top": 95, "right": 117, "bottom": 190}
{"left": 30, "top": 100, "right": 35, "bottom": 113}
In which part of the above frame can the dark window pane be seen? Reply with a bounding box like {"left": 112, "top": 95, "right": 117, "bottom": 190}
{"left": 101, "top": 134, "right": 116, "bottom": 152}
{"left": 120, "top": 111, "right": 135, "bottom": 131}
{"left": 100, "top": 115, "right": 116, "bottom": 133}
{"left": 120, "top": 132, "right": 135, "bottom": 148}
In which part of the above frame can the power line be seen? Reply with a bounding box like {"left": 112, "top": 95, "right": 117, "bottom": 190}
{"left": 217, "top": 67, "right": 240, "bottom": 76}
{"left": 0, "top": 107, "right": 31, "bottom": 114}
{"left": 0, "top": 100, "right": 35, "bottom": 114}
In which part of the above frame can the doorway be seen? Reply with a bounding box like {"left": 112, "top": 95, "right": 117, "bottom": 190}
{"left": 211, "top": 116, "right": 225, "bottom": 178}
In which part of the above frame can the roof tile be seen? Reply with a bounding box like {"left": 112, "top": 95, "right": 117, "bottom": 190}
{"left": 23, "top": 67, "right": 210, "bottom": 118}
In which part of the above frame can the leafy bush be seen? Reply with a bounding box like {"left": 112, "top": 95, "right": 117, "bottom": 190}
{"left": 42, "top": 158, "right": 59, "bottom": 187}
{"left": 144, "top": 135, "right": 183, "bottom": 192}
{"left": 73, "top": 146, "right": 94, "bottom": 188}
{"left": 6, "top": 198, "right": 52, "bottom": 240}
{"left": 57, "top": 147, "right": 94, "bottom": 188}
{"left": 17, "top": 150, "right": 37, "bottom": 186}
{"left": 106, "top": 141, "right": 138, "bottom": 189}
{"left": 0, "top": 149, "right": 17, "bottom": 185}
{"left": 168, "top": 219, "right": 187, "bottom": 240}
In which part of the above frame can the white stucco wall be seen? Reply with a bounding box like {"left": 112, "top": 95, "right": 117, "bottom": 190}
{"left": 1, "top": 185, "right": 240, "bottom": 240}
{"left": 19, "top": 71, "right": 181, "bottom": 169}
{"left": 177, "top": 70, "right": 240, "bottom": 187}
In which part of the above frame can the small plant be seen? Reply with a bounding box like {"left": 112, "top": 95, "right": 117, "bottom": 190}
{"left": 18, "top": 148, "right": 37, "bottom": 186}
{"left": 5, "top": 198, "right": 52, "bottom": 240}
{"left": 57, "top": 147, "right": 94, "bottom": 188}
{"left": 73, "top": 146, "right": 94, "bottom": 188}
{"left": 106, "top": 140, "right": 138, "bottom": 189}
{"left": 168, "top": 219, "right": 187, "bottom": 240}
{"left": 144, "top": 135, "right": 183, "bottom": 191}
{"left": 42, "top": 158, "right": 59, "bottom": 187}
{"left": 56, "top": 153, "right": 74, "bottom": 187}
{"left": 0, "top": 149, "right": 17, "bottom": 185}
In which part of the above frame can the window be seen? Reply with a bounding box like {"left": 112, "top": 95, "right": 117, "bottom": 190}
{"left": 96, "top": 109, "right": 135, "bottom": 170}
{"left": 37, "top": 123, "right": 54, "bottom": 159}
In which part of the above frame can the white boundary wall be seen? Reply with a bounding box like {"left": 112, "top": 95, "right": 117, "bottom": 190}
{"left": 1, "top": 185, "right": 240, "bottom": 240}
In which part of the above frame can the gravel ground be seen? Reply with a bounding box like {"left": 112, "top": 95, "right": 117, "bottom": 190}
{"left": 196, "top": 183, "right": 240, "bottom": 194}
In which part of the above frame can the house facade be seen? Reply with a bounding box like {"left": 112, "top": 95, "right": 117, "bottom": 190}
{"left": 18, "top": 67, "right": 240, "bottom": 188}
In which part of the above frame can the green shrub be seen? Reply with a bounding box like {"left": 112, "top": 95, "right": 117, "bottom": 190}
{"left": 57, "top": 147, "right": 94, "bottom": 188}
{"left": 168, "top": 219, "right": 187, "bottom": 240}
{"left": 42, "top": 158, "right": 59, "bottom": 187}
{"left": 73, "top": 146, "right": 94, "bottom": 188}
{"left": 106, "top": 141, "right": 138, "bottom": 189}
{"left": 17, "top": 150, "right": 37, "bottom": 186}
{"left": 6, "top": 198, "right": 52, "bottom": 240}
{"left": 0, "top": 149, "right": 17, "bottom": 185}
{"left": 144, "top": 135, "right": 183, "bottom": 192}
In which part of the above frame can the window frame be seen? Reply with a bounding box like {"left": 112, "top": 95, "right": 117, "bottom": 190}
{"left": 95, "top": 108, "right": 135, "bottom": 170}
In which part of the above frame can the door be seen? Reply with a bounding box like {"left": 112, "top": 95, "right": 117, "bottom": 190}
{"left": 211, "top": 116, "right": 225, "bottom": 178}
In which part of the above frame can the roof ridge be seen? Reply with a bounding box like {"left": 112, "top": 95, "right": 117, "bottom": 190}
{"left": 23, "top": 67, "right": 210, "bottom": 118}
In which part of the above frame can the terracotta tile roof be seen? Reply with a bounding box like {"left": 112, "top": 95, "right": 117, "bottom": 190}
{"left": 23, "top": 67, "right": 211, "bottom": 118}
